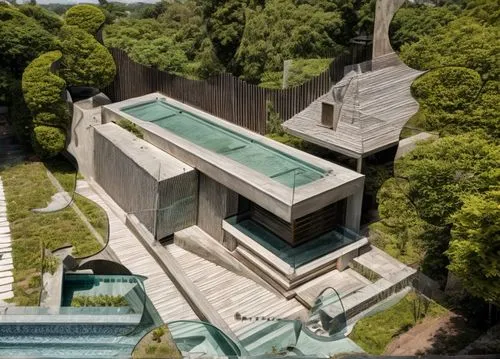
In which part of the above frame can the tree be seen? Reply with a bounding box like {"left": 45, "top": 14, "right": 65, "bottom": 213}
{"left": 390, "top": 4, "right": 458, "bottom": 51}
{"left": 64, "top": 4, "right": 106, "bottom": 35}
{"left": 236, "top": 0, "right": 343, "bottom": 82}
{"left": 447, "top": 190, "right": 500, "bottom": 305}
{"left": 129, "top": 37, "right": 188, "bottom": 73}
{"left": 400, "top": 16, "right": 499, "bottom": 80}
{"left": 59, "top": 25, "right": 116, "bottom": 89}
{"left": 0, "top": 6, "right": 56, "bottom": 75}
{"left": 18, "top": 4, "right": 63, "bottom": 32}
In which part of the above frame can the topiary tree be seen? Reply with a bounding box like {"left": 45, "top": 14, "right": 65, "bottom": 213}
{"left": 59, "top": 25, "right": 116, "bottom": 89}
{"left": 22, "top": 50, "right": 69, "bottom": 157}
{"left": 64, "top": 4, "right": 105, "bottom": 35}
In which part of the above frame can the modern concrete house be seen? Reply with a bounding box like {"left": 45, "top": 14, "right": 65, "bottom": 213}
{"left": 88, "top": 92, "right": 368, "bottom": 291}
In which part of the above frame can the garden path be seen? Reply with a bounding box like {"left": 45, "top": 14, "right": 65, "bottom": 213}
{"left": 75, "top": 179, "right": 198, "bottom": 323}
{"left": 0, "top": 177, "right": 13, "bottom": 302}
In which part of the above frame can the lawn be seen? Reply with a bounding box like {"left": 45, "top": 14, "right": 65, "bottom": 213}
{"left": 349, "top": 292, "right": 447, "bottom": 354}
{"left": 1, "top": 160, "right": 104, "bottom": 305}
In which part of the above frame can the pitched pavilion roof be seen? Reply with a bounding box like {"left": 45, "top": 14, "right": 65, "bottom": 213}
{"left": 282, "top": 53, "right": 424, "bottom": 158}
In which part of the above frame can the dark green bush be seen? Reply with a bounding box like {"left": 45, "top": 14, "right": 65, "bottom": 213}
{"left": 31, "top": 125, "right": 66, "bottom": 158}
{"left": 22, "top": 51, "right": 66, "bottom": 114}
{"left": 18, "top": 4, "right": 63, "bottom": 33}
{"left": 59, "top": 25, "right": 116, "bottom": 89}
{"left": 64, "top": 4, "right": 105, "bottom": 35}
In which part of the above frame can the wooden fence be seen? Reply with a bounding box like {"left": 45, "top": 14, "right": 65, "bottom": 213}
{"left": 103, "top": 45, "right": 372, "bottom": 134}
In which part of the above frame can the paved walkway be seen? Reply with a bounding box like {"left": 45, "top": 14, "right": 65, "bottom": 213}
{"left": 76, "top": 179, "right": 197, "bottom": 323}
{"left": 0, "top": 177, "right": 13, "bottom": 302}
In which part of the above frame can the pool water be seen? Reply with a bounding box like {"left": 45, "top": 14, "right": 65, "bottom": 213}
{"left": 121, "top": 100, "right": 326, "bottom": 188}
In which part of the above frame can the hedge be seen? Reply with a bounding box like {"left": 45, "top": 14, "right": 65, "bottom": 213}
{"left": 64, "top": 5, "right": 105, "bottom": 35}
{"left": 22, "top": 50, "right": 69, "bottom": 158}
{"left": 22, "top": 51, "right": 66, "bottom": 113}
{"left": 31, "top": 125, "right": 66, "bottom": 158}
{"left": 59, "top": 25, "right": 116, "bottom": 89}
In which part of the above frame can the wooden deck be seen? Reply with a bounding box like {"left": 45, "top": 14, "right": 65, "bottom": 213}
{"left": 0, "top": 177, "right": 13, "bottom": 302}
{"left": 166, "top": 241, "right": 307, "bottom": 335}
{"left": 76, "top": 180, "right": 198, "bottom": 323}
{"left": 283, "top": 53, "right": 423, "bottom": 158}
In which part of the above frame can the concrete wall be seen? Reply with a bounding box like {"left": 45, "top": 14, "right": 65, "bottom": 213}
{"left": 93, "top": 125, "right": 198, "bottom": 239}
{"left": 197, "top": 174, "right": 239, "bottom": 249}
{"left": 372, "top": 0, "right": 406, "bottom": 58}
{"left": 67, "top": 95, "right": 110, "bottom": 179}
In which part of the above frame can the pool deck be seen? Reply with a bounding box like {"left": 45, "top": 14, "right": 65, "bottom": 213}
{"left": 103, "top": 93, "right": 365, "bottom": 225}
{"left": 75, "top": 179, "right": 198, "bottom": 323}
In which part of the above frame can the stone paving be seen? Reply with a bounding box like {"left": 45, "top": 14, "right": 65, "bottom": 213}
{"left": 0, "top": 176, "right": 13, "bottom": 302}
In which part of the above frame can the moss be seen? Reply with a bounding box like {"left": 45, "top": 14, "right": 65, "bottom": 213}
{"left": 117, "top": 119, "right": 144, "bottom": 139}
{"left": 71, "top": 294, "right": 128, "bottom": 307}
{"left": 64, "top": 5, "right": 105, "bottom": 35}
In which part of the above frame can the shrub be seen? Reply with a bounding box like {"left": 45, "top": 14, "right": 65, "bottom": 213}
{"left": 22, "top": 51, "right": 66, "bottom": 114}
{"left": 31, "top": 125, "right": 66, "bottom": 158}
{"left": 18, "top": 4, "right": 63, "bottom": 33}
{"left": 64, "top": 4, "right": 105, "bottom": 35}
{"left": 59, "top": 25, "right": 116, "bottom": 89}
{"left": 152, "top": 327, "right": 165, "bottom": 343}
{"left": 71, "top": 294, "right": 128, "bottom": 307}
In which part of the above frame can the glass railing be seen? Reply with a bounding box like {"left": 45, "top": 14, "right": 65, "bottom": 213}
{"left": 167, "top": 320, "right": 244, "bottom": 358}
{"left": 225, "top": 214, "right": 362, "bottom": 270}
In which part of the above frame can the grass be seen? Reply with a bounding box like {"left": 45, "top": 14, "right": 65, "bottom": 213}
{"left": 349, "top": 292, "right": 448, "bottom": 354}
{"left": 71, "top": 294, "right": 128, "bottom": 307}
{"left": 1, "top": 160, "right": 104, "bottom": 305}
{"left": 132, "top": 325, "right": 182, "bottom": 359}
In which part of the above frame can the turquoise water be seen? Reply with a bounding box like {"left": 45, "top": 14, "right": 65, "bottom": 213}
{"left": 0, "top": 274, "right": 163, "bottom": 358}
{"left": 226, "top": 215, "right": 361, "bottom": 268}
{"left": 121, "top": 100, "right": 326, "bottom": 188}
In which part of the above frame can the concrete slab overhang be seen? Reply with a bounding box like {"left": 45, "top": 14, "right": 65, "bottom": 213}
{"left": 102, "top": 93, "right": 365, "bottom": 222}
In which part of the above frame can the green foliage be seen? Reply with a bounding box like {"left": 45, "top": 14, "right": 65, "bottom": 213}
{"left": 0, "top": 6, "right": 56, "bottom": 74}
{"left": 71, "top": 294, "right": 128, "bottom": 307}
{"left": 42, "top": 254, "right": 59, "bottom": 275}
{"left": 412, "top": 67, "right": 482, "bottom": 112}
{"left": 259, "top": 58, "right": 332, "bottom": 89}
{"left": 400, "top": 16, "right": 499, "bottom": 80}
{"left": 0, "top": 68, "right": 14, "bottom": 105}
{"left": 349, "top": 292, "right": 447, "bottom": 354}
{"left": 390, "top": 4, "right": 458, "bottom": 51}
{"left": 410, "top": 68, "right": 499, "bottom": 137}
{"left": 129, "top": 37, "right": 188, "bottom": 73}
{"left": 22, "top": 50, "right": 69, "bottom": 158}
{"left": 152, "top": 327, "right": 165, "bottom": 343}
{"left": 396, "top": 132, "right": 499, "bottom": 227}
{"left": 117, "top": 119, "right": 144, "bottom": 139}
{"left": 0, "top": 161, "right": 103, "bottom": 305}
{"left": 31, "top": 125, "right": 66, "bottom": 158}
{"left": 18, "top": 4, "right": 63, "bottom": 32}
{"left": 22, "top": 51, "right": 65, "bottom": 114}
{"left": 447, "top": 190, "right": 500, "bottom": 305}
{"left": 59, "top": 25, "right": 116, "bottom": 89}
{"left": 236, "top": 0, "right": 343, "bottom": 82}
{"left": 64, "top": 4, "right": 105, "bottom": 35}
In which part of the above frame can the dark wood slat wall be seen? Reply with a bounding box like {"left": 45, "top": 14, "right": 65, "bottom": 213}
{"left": 103, "top": 46, "right": 371, "bottom": 135}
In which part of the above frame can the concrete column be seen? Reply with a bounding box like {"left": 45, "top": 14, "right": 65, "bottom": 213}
{"left": 356, "top": 157, "right": 363, "bottom": 173}
{"left": 345, "top": 191, "right": 363, "bottom": 232}
{"left": 372, "top": 0, "right": 406, "bottom": 58}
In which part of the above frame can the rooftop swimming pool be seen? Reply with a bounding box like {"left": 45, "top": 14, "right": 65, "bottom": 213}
{"left": 121, "top": 100, "right": 327, "bottom": 188}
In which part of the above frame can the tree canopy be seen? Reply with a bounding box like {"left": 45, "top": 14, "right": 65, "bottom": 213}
{"left": 447, "top": 190, "right": 500, "bottom": 305}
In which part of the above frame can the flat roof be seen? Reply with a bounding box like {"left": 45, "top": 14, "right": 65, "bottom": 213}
{"left": 103, "top": 93, "right": 364, "bottom": 221}
{"left": 121, "top": 100, "right": 325, "bottom": 188}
